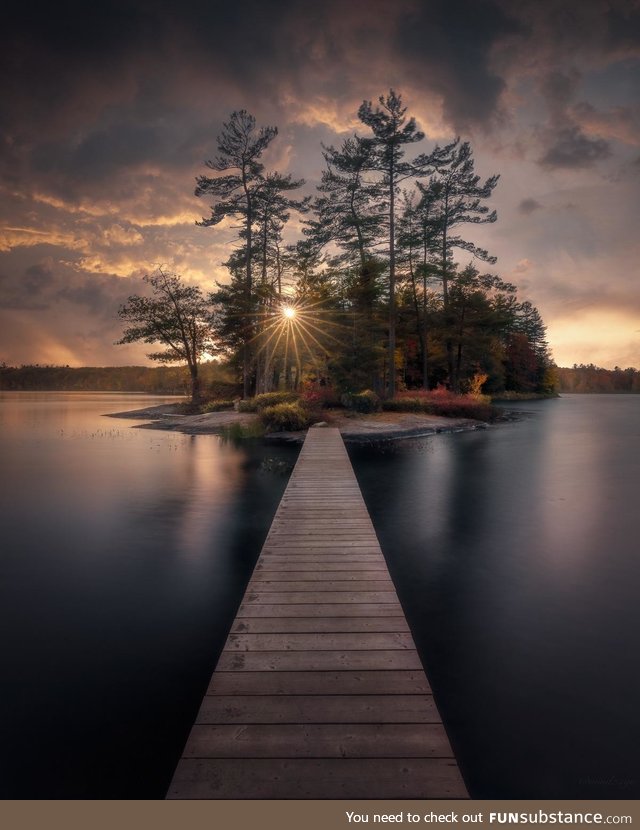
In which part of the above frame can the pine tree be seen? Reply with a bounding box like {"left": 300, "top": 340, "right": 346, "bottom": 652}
{"left": 397, "top": 187, "right": 441, "bottom": 388}
{"left": 358, "top": 90, "right": 432, "bottom": 396}
{"left": 306, "top": 136, "right": 385, "bottom": 270}
{"left": 422, "top": 139, "right": 499, "bottom": 389}
{"left": 195, "top": 111, "right": 277, "bottom": 396}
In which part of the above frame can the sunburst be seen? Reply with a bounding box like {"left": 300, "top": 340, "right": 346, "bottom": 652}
{"left": 246, "top": 296, "right": 350, "bottom": 389}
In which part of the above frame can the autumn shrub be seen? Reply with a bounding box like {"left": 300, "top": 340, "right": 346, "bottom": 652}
{"left": 395, "top": 388, "right": 432, "bottom": 400}
{"left": 427, "top": 398, "right": 496, "bottom": 421}
{"left": 200, "top": 399, "right": 235, "bottom": 413}
{"left": 260, "top": 402, "right": 314, "bottom": 432}
{"left": 254, "top": 391, "right": 300, "bottom": 410}
{"left": 346, "top": 390, "right": 381, "bottom": 413}
{"left": 381, "top": 397, "right": 425, "bottom": 412}
{"left": 383, "top": 389, "right": 497, "bottom": 421}
{"left": 299, "top": 385, "right": 340, "bottom": 409}
{"left": 464, "top": 372, "right": 489, "bottom": 396}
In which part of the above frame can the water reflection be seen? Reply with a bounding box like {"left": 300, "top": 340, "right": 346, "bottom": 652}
{"left": 2, "top": 392, "right": 638, "bottom": 798}
{"left": 0, "top": 392, "right": 298, "bottom": 797}
{"left": 350, "top": 395, "right": 640, "bottom": 799}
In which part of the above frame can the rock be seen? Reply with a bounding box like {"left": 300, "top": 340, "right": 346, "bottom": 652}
{"left": 311, "top": 421, "right": 329, "bottom": 428}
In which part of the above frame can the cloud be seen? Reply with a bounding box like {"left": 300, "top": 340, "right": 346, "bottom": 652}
{"left": 572, "top": 101, "right": 640, "bottom": 146}
{"left": 1, "top": 0, "right": 639, "bottom": 369}
{"left": 396, "top": 0, "right": 523, "bottom": 131}
{"left": 518, "top": 198, "right": 542, "bottom": 215}
{"left": 539, "top": 69, "right": 581, "bottom": 117}
{"left": 539, "top": 126, "right": 611, "bottom": 169}
{"left": 24, "top": 259, "right": 55, "bottom": 293}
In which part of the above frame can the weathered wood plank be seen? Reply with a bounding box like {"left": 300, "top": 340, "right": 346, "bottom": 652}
{"left": 236, "top": 603, "right": 406, "bottom": 618}
{"left": 215, "top": 650, "right": 423, "bottom": 671}
{"left": 167, "top": 758, "right": 467, "bottom": 799}
{"left": 245, "top": 579, "right": 396, "bottom": 592}
{"left": 242, "top": 591, "right": 400, "bottom": 604}
{"left": 206, "top": 670, "right": 431, "bottom": 696}
{"left": 230, "top": 617, "right": 410, "bottom": 633}
{"left": 182, "top": 723, "right": 453, "bottom": 758}
{"left": 259, "top": 551, "right": 385, "bottom": 559}
{"left": 196, "top": 695, "right": 439, "bottom": 724}
{"left": 223, "top": 632, "right": 416, "bottom": 651}
{"left": 253, "top": 564, "right": 389, "bottom": 575}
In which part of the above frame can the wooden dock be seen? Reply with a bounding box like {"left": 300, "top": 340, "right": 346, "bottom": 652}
{"left": 167, "top": 427, "right": 467, "bottom": 799}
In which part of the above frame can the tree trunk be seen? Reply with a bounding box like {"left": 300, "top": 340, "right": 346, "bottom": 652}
{"left": 441, "top": 231, "right": 455, "bottom": 390}
{"left": 190, "top": 368, "right": 201, "bottom": 406}
{"left": 422, "top": 274, "right": 429, "bottom": 390}
{"left": 388, "top": 168, "right": 396, "bottom": 398}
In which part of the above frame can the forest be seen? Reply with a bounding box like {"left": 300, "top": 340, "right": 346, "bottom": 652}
{"left": 0, "top": 362, "right": 234, "bottom": 396}
{"left": 556, "top": 364, "right": 640, "bottom": 393}
{"left": 3, "top": 362, "right": 637, "bottom": 397}
{"left": 115, "top": 91, "right": 556, "bottom": 404}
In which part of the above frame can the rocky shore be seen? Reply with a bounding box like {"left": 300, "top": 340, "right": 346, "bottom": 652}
{"left": 106, "top": 403, "right": 493, "bottom": 443}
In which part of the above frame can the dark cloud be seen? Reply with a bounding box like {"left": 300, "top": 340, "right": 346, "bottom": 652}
{"left": 0, "top": 249, "right": 132, "bottom": 314}
{"left": 605, "top": 2, "right": 640, "bottom": 53}
{"left": 518, "top": 198, "right": 542, "bottom": 215}
{"left": 24, "top": 260, "right": 55, "bottom": 293}
{"left": 56, "top": 279, "right": 123, "bottom": 316}
{"left": 397, "top": 0, "right": 524, "bottom": 129}
{"left": 539, "top": 126, "right": 611, "bottom": 169}
{"left": 29, "top": 117, "right": 200, "bottom": 200}
{"left": 540, "top": 69, "right": 581, "bottom": 116}
{"left": 1, "top": 0, "right": 638, "bottom": 367}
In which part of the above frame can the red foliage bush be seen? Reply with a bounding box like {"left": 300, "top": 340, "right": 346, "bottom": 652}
{"left": 300, "top": 385, "right": 340, "bottom": 409}
{"left": 383, "top": 387, "right": 497, "bottom": 422}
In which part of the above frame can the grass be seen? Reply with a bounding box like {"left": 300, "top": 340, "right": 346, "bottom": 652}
{"left": 260, "top": 402, "right": 315, "bottom": 432}
{"left": 219, "top": 421, "right": 266, "bottom": 443}
{"left": 199, "top": 399, "right": 235, "bottom": 413}
{"left": 382, "top": 388, "right": 499, "bottom": 422}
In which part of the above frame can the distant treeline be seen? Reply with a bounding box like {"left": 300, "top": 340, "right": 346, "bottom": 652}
{"left": 0, "top": 363, "right": 240, "bottom": 397}
{"left": 556, "top": 364, "right": 640, "bottom": 393}
{"left": 5, "top": 362, "right": 638, "bottom": 395}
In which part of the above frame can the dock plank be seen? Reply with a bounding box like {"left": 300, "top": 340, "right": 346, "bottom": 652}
{"left": 206, "top": 670, "right": 432, "bottom": 696}
{"left": 182, "top": 723, "right": 453, "bottom": 758}
{"left": 168, "top": 758, "right": 468, "bottom": 799}
{"left": 215, "top": 649, "right": 424, "bottom": 671}
{"left": 196, "top": 695, "right": 440, "bottom": 723}
{"left": 230, "top": 617, "right": 410, "bottom": 633}
{"left": 223, "top": 632, "right": 416, "bottom": 651}
{"left": 167, "top": 428, "right": 467, "bottom": 799}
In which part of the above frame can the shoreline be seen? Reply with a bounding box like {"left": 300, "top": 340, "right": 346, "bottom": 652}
{"left": 106, "top": 403, "right": 505, "bottom": 443}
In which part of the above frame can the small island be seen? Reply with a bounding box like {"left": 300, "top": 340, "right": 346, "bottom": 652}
{"left": 107, "top": 94, "right": 557, "bottom": 436}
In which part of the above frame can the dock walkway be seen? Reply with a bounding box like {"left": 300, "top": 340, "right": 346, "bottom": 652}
{"left": 167, "top": 427, "right": 467, "bottom": 799}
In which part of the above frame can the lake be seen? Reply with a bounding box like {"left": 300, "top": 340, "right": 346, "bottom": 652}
{"left": 0, "top": 392, "right": 638, "bottom": 798}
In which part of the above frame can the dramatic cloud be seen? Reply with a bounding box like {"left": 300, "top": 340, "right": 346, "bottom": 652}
{"left": 539, "top": 126, "right": 612, "bottom": 169}
{"left": 396, "top": 0, "right": 523, "bottom": 130}
{"left": 1, "top": 0, "right": 638, "bottom": 367}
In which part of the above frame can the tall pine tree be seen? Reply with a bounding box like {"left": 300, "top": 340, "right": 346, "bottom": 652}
{"left": 196, "top": 110, "right": 277, "bottom": 396}
{"left": 358, "top": 90, "right": 431, "bottom": 396}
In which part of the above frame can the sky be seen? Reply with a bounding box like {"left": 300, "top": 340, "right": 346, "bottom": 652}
{"left": 1, "top": 0, "right": 639, "bottom": 369}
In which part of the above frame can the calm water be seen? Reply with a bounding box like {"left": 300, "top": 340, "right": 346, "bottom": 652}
{"left": 0, "top": 392, "right": 638, "bottom": 798}
{"left": 0, "top": 392, "right": 299, "bottom": 798}
{"left": 351, "top": 394, "right": 640, "bottom": 799}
